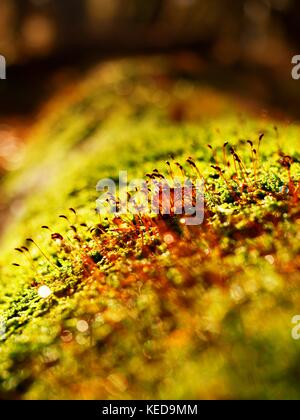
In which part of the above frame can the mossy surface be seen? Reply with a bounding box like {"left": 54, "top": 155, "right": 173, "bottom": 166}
{"left": 0, "top": 57, "right": 300, "bottom": 399}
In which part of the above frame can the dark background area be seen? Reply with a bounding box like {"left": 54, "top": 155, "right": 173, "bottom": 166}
{"left": 1, "top": 0, "right": 299, "bottom": 64}
{"left": 1, "top": 0, "right": 300, "bottom": 118}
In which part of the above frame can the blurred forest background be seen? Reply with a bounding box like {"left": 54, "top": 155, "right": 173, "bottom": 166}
{"left": 0, "top": 0, "right": 299, "bottom": 65}
{"left": 1, "top": 0, "right": 300, "bottom": 107}
{"left": 1, "top": 0, "right": 300, "bottom": 115}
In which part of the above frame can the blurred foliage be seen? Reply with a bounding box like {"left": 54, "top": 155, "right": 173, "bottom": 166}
{"left": 0, "top": 0, "right": 297, "bottom": 68}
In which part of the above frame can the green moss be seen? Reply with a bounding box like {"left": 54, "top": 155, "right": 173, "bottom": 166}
{"left": 0, "top": 57, "right": 300, "bottom": 399}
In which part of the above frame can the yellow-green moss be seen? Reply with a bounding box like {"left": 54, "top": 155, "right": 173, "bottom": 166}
{"left": 0, "top": 57, "right": 300, "bottom": 399}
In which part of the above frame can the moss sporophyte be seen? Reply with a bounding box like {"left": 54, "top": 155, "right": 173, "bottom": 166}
{"left": 96, "top": 167, "right": 204, "bottom": 226}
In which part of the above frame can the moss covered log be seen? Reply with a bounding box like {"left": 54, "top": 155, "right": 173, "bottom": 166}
{"left": 0, "top": 57, "right": 300, "bottom": 399}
